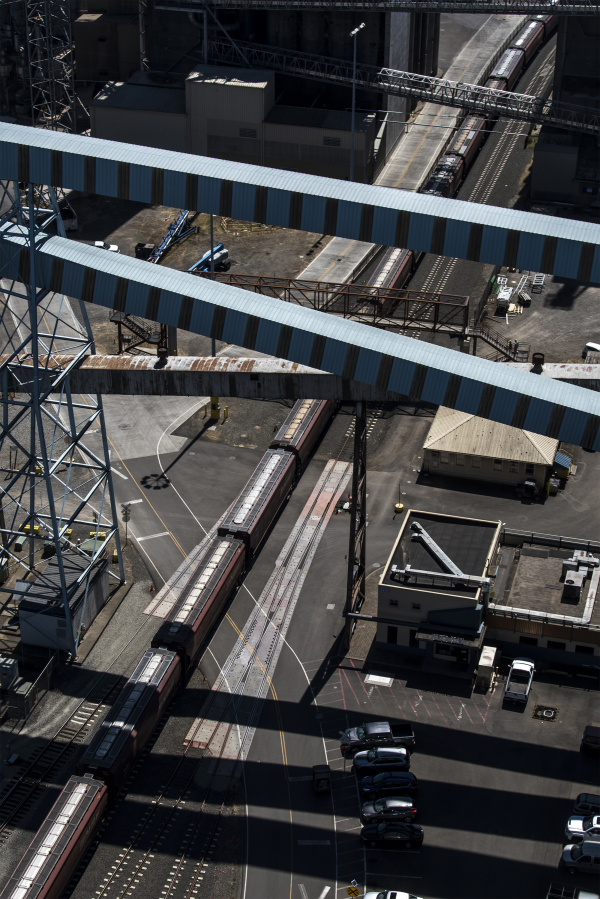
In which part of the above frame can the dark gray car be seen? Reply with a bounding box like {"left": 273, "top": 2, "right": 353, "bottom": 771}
{"left": 361, "top": 796, "right": 417, "bottom": 824}
{"left": 353, "top": 747, "right": 410, "bottom": 775}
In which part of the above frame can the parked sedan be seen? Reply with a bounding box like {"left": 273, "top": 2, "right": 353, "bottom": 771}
{"left": 353, "top": 747, "right": 410, "bottom": 775}
{"left": 361, "top": 821, "right": 423, "bottom": 849}
{"left": 565, "top": 815, "right": 600, "bottom": 843}
{"left": 361, "top": 796, "right": 417, "bottom": 824}
{"left": 360, "top": 771, "right": 418, "bottom": 798}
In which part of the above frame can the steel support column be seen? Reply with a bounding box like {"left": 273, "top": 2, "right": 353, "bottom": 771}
{"left": 344, "top": 401, "right": 367, "bottom": 651}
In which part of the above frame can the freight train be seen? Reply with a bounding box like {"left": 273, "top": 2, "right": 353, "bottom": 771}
{"left": 0, "top": 398, "right": 333, "bottom": 899}
{"left": 422, "top": 15, "right": 557, "bottom": 198}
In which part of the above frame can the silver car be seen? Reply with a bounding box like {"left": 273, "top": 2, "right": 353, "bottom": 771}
{"left": 565, "top": 815, "right": 600, "bottom": 843}
{"left": 561, "top": 840, "right": 600, "bottom": 874}
{"left": 353, "top": 747, "right": 410, "bottom": 775}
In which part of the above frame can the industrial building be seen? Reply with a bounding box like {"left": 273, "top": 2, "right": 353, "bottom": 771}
{"left": 421, "top": 405, "right": 562, "bottom": 488}
{"left": 90, "top": 66, "right": 378, "bottom": 181}
{"left": 486, "top": 535, "right": 600, "bottom": 665}
{"left": 377, "top": 510, "right": 501, "bottom": 673}
{"left": 79, "top": 0, "right": 438, "bottom": 181}
{"left": 531, "top": 16, "right": 600, "bottom": 207}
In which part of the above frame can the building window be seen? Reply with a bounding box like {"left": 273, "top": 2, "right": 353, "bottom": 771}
{"left": 526, "top": 463, "right": 534, "bottom": 475}
{"left": 390, "top": 599, "right": 398, "bottom": 607}
{"left": 430, "top": 451, "right": 439, "bottom": 468}
{"left": 412, "top": 603, "right": 421, "bottom": 610}
{"left": 440, "top": 453, "right": 449, "bottom": 464}
{"left": 471, "top": 456, "right": 481, "bottom": 469}
{"left": 456, "top": 454, "right": 465, "bottom": 466}
{"left": 409, "top": 630, "right": 418, "bottom": 647}
{"left": 547, "top": 640, "right": 566, "bottom": 650}
{"left": 323, "top": 136, "right": 341, "bottom": 147}
{"left": 493, "top": 459, "right": 503, "bottom": 471}
{"left": 509, "top": 461, "right": 519, "bottom": 474}
{"left": 575, "top": 645, "right": 594, "bottom": 655}
{"left": 387, "top": 626, "right": 398, "bottom": 644}
{"left": 239, "top": 128, "right": 257, "bottom": 139}
{"left": 519, "top": 636, "right": 538, "bottom": 646}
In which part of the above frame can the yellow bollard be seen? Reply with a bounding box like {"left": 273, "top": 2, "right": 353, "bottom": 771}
{"left": 210, "top": 397, "right": 220, "bottom": 420}
{"left": 223, "top": 406, "right": 228, "bottom": 421}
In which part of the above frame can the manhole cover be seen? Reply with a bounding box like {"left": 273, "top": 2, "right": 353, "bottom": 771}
{"left": 119, "top": 424, "right": 129, "bottom": 430}
{"left": 532, "top": 705, "right": 560, "bottom": 722}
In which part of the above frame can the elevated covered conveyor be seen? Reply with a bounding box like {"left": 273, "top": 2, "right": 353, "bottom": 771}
{"left": 1, "top": 124, "right": 599, "bottom": 282}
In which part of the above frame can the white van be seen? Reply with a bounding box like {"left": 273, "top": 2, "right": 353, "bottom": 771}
{"left": 561, "top": 840, "right": 600, "bottom": 874}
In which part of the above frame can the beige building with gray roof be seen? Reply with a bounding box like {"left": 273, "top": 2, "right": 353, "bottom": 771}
{"left": 422, "top": 406, "right": 560, "bottom": 488}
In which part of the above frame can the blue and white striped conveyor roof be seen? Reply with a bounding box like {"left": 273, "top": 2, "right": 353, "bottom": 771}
{"left": 1, "top": 124, "right": 599, "bottom": 282}
{"left": 1, "top": 225, "right": 599, "bottom": 450}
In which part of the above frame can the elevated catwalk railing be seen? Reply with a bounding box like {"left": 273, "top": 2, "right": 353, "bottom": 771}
{"left": 157, "top": 0, "right": 599, "bottom": 12}
{"left": 196, "top": 272, "right": 470, "bottom": 335}
{"left": 207, "top": 39, "right": 600, "bottom": 135}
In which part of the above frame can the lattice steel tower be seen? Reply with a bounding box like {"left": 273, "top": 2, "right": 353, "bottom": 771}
{"left": 25, "top": 0, "right": 76, "bottom": 131}
{"left": 0, "top": 181, "right": 124, "bottom": 658}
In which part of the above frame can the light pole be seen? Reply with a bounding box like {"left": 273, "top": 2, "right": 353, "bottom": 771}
{"left": 349, "top": 22, "right": 365, "bottom": 183}
{"left": 210, "top": 213, "right": 216, "bottom": 356}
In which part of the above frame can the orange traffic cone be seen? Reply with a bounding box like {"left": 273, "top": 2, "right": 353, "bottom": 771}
{"left": 150, "top": 584, "right": 155, "bottom": 593}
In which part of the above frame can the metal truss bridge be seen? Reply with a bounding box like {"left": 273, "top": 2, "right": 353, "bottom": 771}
{"left": 207, "top": 39, "right": 599, "bottom": 135}
{"left": 157, "top": 0, "right": 600, "bottom": 13}
{"left": 197, "top": 272, "right": 470, "bottom": 335}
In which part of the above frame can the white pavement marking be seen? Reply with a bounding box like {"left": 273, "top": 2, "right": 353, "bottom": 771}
{"left": 137, "top": 531, "right": 170, "bottom": 542}
{"left": 318, "top": 889, "right": 331, "bottom": 899}
{"left": 126, "top": 498, "right": 144, "bottom": 504}
{"left": 111, "top": 467, "right": 128, "bottom": 480}
{"left": 298, "top": 886, "right": 309, "bottom": 899}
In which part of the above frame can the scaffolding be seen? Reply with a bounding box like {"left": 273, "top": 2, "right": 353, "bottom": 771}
{"left": 207, "top": 38, "right": 599, "bottom": 135}
{"left": 0, "top": 180, "right": 124, "bottom": 657}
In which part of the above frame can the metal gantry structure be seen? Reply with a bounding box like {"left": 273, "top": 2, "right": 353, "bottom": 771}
{"left": 0, "top": 181, "right": 124, "bottom": 657}
{"left": 24, "top": 0, "right": 76, "bottom": 132}
{"left": 156, "top": 0, "right": 600, "bottom": 12}
{"left": 207, "top": 38, "right": 600, "bottom": 135}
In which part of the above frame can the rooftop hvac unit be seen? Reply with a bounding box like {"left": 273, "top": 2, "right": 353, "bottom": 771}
{"left": 0, "top": 655, "right": 19, "bottom": 690}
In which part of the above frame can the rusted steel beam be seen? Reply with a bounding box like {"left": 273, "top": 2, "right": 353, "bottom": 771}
{"left": 2, "top": 354, "right": 407, "bottom": 402}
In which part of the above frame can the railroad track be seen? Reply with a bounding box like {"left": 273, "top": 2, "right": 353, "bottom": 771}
{"left": 81, "top": 460, "right": 351, "bottom": 899}
{"left": 337, "top": 402, "right": 384, "bottom": 462}
{"left": 416, "top": 40, "right": 556, "bottom": 308}
{"left": 0, "top": 616, "right": 157, "bottom": 847}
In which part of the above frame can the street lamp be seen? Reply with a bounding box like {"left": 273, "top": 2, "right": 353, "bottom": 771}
{"left": 349, "top": 22, "right": 365, "bottom": 183}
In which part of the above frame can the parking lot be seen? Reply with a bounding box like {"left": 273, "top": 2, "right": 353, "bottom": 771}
{"left": 311, "top": 658, "right": 600, "bottom": 899}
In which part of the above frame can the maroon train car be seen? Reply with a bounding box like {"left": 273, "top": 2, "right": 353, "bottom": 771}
{"left": 448, "top": 115, "right": 487, "bottom": 169}
{"left": 77, "top": 647, "right": 180, "bottom": 795}
{"left": 218, "top": 449, "right": 295, "bottom": 557}
{"left": 485, "top": 77, "right": 508, "bottom": 92}
{"left": 270, "top": 399, "right": 334, "bottom": 467}
{"left": 369, "top": 246, "right": 414, "bottom": 291}
{"left": 489, "top": 48, "right": 525, "bottom": 91}
{"left": 510, "top": 20, "right": 544, "bottom": 63}
{"left": 530, "top": 13, "right": 558, "bottom": 38}
{"left": 422, "top": 154, "right": 464, "bottom": 198}
{"left": 0, "top": 774, "right": 107, "bottom": 899}
{"left": 152, "top": 535, "right": 245, "bottom": 669}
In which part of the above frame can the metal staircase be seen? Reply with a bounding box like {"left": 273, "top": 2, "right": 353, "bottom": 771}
{"left": 110, "top": 312, "right": 164, "bottom": 354}
{"left": 466, "top": 322, "right": 530, "bottom": 361}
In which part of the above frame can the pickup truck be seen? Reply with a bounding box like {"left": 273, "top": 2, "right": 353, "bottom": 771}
{"left": 339, "top": 720, "right": 415, "bottom": 755}
{"left": 504, "top": 659, "right": 535, "bottom": 703}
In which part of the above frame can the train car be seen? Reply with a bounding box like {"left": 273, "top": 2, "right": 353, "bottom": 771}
{"left": 270, "top": 400, "right": 334, "bottom": 467}
{"left": 530, "top": 13, "right": 558, "bottom": 38}
{"left": 448, "top": 115, "right": 487, "bottom": 169}
{"left": 489, "top": 48, "right": 525, "bottom": 91}
{"left": 422, "top": 154, "right": 464, "bottom": 198}
{"left": 510, "top": 20, "right": 544, "bottom": 64}
{"left": 77, "top": 647, "right": 180, "bottom": 795}
{"left": 218, "top": 449, "right": 295, "bottom": 558}
{"left": 485, "top": 77, "right": 508, "bottom": 92}
{"left": 151, "top": 535, "right": 245, "bottom": 669}
{"left": 369, "top": 246, "right": 414, "bottom": 292}
{"left": 0, "top": 774, "right": 107, "bottom": 899}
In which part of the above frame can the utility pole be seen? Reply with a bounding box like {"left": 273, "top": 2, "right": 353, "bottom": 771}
{"left": 349, "top": 22, "right": 365, "bottom": 183}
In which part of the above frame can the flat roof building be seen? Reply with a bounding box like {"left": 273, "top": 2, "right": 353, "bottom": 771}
{"left": 377, "top": 510, "right": 501, "bottom": 672}
{"left": 422, "top": 405, "right": 560, "bottom": 488}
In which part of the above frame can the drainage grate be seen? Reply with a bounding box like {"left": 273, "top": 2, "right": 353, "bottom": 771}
{"left": 532, "top": 705, "right": 560, "bottom": 722}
